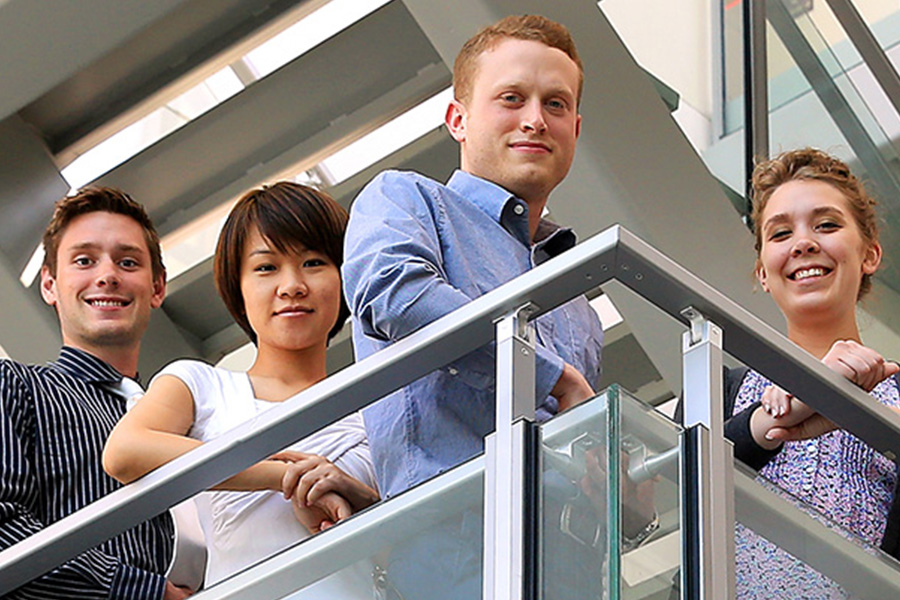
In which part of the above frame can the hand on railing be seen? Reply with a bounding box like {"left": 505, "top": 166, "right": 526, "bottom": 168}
{"left": 753, "top": 341, "right": 900, "bottom": 446}
{"left": 821, "top": 340, "right": 899, "bottom": 393}
{"left": 272, "top": 450, "right": 379, "bottom": 533}
{"left": 164, "top": 580, "right": 194, "bottom": 599}
{"left": 580, "top": 445, "right": 657, "bottom": 540}
{"left": 551, "top": 363, "right": 595, "bottom": 412}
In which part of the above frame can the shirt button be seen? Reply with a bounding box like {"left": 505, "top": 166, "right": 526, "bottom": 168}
{"left": 448, "top": 367, "right": 459, "bottom": 376}
{"left": 513, "top": 204, "right": 525, "bottom": 215}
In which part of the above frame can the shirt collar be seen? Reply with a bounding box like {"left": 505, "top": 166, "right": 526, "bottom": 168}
{"left": 52, "top": 346, "right": 127, "bottom": 385}
{"left": 447, "top": 170, "right": 531, "bottom": 245}
{"left": 446, "top": 170, "right": 576, "bottom": 255}
{"left": 447, "top": 170, "right": 517, "bottom": 221}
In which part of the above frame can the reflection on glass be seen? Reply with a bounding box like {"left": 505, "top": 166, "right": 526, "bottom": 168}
{"left": 540, "top": 386, "right": 682, "bottom": 600}
{"left": 204, "top": 459, "right": 484, "bottom": 600}
{"left": 734, "top": 464, "right": 890, "bottom": 600}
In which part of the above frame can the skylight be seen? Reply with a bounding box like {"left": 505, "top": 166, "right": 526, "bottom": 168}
{"left": 58, "top": 0, "right": 394, "bottom": 192}
{"left": 160, "top": 86, "right": 451, "bottom": 280}
{"left": 61, "top": 67, "right": 244, "bottom": 191}
{"left": 23, "top": 0, "right": 402, "bottom": 288}
{"left": 590, "top": 294, "right": 624, "bottom": 331}
{"left": 244, "top": 0, "right": 392, "bottom": 79}
{"left": 321, "top": 87, "right": 452, "bottom": 184}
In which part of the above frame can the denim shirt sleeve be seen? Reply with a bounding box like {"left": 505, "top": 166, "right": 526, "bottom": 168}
{"left": 343, "top": 171, "right": 566, "bottom": 404}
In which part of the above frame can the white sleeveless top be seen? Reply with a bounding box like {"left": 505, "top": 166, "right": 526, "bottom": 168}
{"left": 153, "top": 359, "right": 376, "bottom": 595}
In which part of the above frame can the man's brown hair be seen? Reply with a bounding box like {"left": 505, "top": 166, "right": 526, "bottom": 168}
{"left": 214, "top": 182, "right": 350, "bottom": 344}
{"left": 42, "top": 187, "right": 165, "bottom": 280}
{"left": 453, "top": 14, "right": 583, "bottom": 105}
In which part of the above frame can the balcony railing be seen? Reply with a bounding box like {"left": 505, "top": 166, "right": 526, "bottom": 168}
{"left": 2, "top": 225, "right": 900, "bottom": 599}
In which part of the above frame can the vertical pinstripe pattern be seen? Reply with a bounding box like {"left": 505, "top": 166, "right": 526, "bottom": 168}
{"left": 0, "top": 347, "right": 173, "bottom": 599}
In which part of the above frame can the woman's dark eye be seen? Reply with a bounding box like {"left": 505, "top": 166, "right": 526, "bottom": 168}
{"left": 769, "top": 230, "right": 790, "bottom": 241}
{"left": 304, "top": 258, "right": 327, "bottom": 268}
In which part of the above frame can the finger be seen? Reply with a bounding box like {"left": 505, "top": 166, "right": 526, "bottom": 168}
{"left": 282, "top": 463, "right": 301, "bottom": 500}
{"left": 761, "top": 386, "right": 791, "bottom": 417}
{"left": 766, "top": 414, "right": 836, "bottom": 442}
{"left": 270, "top": 450, "right": 314, "bottom": 463}
{"left": 306, "top": 473, "right": 343, "bottom": 507}
{"left": 316, "top": 493, "right": 352, "bottom": 523}
{"left": 282, "top": 456, "right": 330, "bottom": 499}
{"left": 297, "top": 462, "right": 341, "bottom": 505}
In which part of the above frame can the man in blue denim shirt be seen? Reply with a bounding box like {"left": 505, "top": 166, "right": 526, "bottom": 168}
{"left": 344, "top": 14, "right": 605, "bottom": 599}
{"left": 345, "top": 14, "right": 602, "bottom": 500}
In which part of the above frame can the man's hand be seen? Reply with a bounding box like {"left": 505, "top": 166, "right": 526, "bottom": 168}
{"left": 164, "top": 580, "right": 193, "bottom": 600}
{"left": 551, "top": 363, "right": 595, "bottom": 412}
{"left": 580, "top": 446, "right": 656, "bottom": 538}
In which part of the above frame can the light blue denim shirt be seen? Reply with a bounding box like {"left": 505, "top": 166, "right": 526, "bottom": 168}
{"left": 343, "top": 170, "right": 603, "bottom": 497}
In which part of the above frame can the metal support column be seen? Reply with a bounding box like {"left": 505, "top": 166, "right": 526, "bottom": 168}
{"left": 743, "top": 0, "right": 769, "bottom": 205}
{"left": 825, "top": 0, "right": 900, "bottom": 119}
{"left": 680, "top": 308, "right": 735, "bottom": 599}
{"left": 484, "top": 303, "right": 539, "bottom": 600}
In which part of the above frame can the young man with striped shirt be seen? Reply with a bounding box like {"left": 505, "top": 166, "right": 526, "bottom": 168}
{"left": 0, "top": 188, "right": 189, "bottom": 599}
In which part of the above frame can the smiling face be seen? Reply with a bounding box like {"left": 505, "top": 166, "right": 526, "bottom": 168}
{"left": 756, "top": 179, "right": 881, "bottom": 327}
{"left": 41, "top": 211, "right": 166, "bottom": 356}
{"left": 239, "top": 227, "right": 342, "bottom": 357}
{"left": 446, "top": 38, "right": 581, "bottom": 207}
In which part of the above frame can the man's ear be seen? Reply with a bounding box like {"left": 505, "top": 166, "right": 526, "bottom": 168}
{"left": 445, "top": 99, "right": 467, "bottom": 143}
{"left": 575, "top": 113, "right": 582, "bottom": 140}
{"left": 150, "top": 275, "right": 167, "bottom": 309}
{"left": 40, "top": 265, "right": 58, "bottom": 307}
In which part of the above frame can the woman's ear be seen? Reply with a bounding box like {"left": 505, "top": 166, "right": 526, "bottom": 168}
{"left": 862, "top": 241, "right": 883, "bottom": 275}
{"left": 755, "top": 261, "right": 770, "bottom": 293}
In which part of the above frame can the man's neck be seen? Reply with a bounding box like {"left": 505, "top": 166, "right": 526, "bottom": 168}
{"left": 526, "top": 198, "right": 547, "bottom": 241}
{"left": 65, "top": 341, "right": 141, "bottom": 378}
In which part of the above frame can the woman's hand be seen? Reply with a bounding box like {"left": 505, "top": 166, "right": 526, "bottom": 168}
{"left": 289, "top": 490, "right": 352, "bottom": 534}
{"left": 758, "top": 340, "right": 898, "bottom": 444}
{"left": 272, "top": 451, "right": 379, "bottom": 513}
{"left": 822, "top": 340, "right": 899, "bottom": 392}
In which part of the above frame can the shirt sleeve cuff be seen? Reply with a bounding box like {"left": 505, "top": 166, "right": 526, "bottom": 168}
{"left": 725, "top": 401, "right": 782, "bottom": 471}
{"left": 535, "top": 346, "right": 565, "bottom": 419}
{"left": 109, "top": 563, "right": 167, "bottom": 600}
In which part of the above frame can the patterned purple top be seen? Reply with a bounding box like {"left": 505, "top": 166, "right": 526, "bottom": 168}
{"left": 732, "top": 370, "right": 900, "bottom": 598}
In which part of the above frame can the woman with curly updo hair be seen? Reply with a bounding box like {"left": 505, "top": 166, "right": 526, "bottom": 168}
{"left": 725, "top": 148, "right": 900, "bottom": 598}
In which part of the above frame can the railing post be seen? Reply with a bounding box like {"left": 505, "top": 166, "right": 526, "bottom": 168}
{"left": 484, "top": 303, "right": 539, "bottom": 600}
{"left": 680, "top": 307, "right": 735, "bottom": 600}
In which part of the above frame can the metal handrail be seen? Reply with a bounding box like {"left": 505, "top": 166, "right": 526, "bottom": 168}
{"left": 3, "top": 224, "right": 900, "bottom": 595}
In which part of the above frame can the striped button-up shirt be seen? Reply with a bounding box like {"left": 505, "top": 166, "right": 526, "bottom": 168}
{"left": 0, "top": 347, "right": 174, "bottom": 599}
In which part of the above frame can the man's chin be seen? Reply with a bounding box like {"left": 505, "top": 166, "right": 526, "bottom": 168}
{"left": 80, "top": 323, "right": 144, "bottom": 348}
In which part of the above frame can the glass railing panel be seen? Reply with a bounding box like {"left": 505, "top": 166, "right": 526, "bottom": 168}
{"left": 194, "top": 457, "right": 484, "bottom": 600}
{"left": 540, "top": 385, "right": 682, "bottom": 600}
{"left": 734, "top": 461, "right": 900, "bottom": 599}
